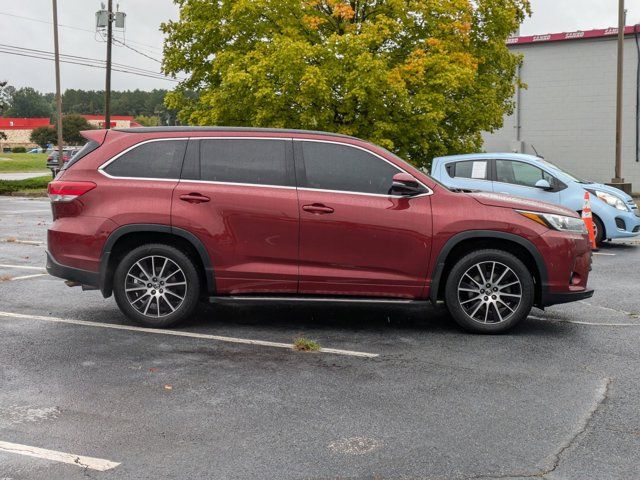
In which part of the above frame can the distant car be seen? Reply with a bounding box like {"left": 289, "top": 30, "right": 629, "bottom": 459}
{"left": 47, "top": 148, "right": 80, "bottom": 177}
{"left": 431, "top": 153, "right": 640, "bottom": 245}
{"left": 27, "top": 147, "right": 43, "bottom": 154}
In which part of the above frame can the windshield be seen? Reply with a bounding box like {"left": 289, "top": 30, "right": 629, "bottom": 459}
{"left": 536, "top": 158, "right": 586, "bottom": 183}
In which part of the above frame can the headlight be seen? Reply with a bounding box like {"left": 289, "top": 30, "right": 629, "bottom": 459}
{"left": 517, "top": 210, "right": 587, "bottom": 233}
{"left": 587, "top": 189, "right": 629, "bottom": 211}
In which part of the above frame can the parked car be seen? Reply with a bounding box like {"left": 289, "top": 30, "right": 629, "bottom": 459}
{"left": 47, "top": 148, "right": 80, "bottom": 177}
{"left": 46, "top": 127, "right": 593, "bottom": 333}
{"left": 431, "top": 153, "right": 640, "bottom": 245}
{"left": 27, "top": 147, "right": 44, "bottom": 154}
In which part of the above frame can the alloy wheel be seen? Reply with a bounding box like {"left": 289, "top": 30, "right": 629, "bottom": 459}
{"left": 457, "top": 261, "right": 522, "bottom": 324}
{"left": 124, "top": 255, "right": 187, "bottom": 318}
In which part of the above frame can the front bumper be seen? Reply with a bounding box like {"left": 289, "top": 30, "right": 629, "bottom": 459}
{"left": 46, "top": 250, "right": 99, "bottom": 287}
{"left": 540, "top": 288, "right": 594, "bottom": 307}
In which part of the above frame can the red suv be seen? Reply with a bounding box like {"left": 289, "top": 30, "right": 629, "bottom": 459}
{"left": 47, "top": 127, "right": 593, "bottom": 333}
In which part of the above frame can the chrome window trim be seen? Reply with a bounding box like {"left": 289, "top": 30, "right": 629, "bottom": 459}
{"left": 97, "top": 135, "right": 433, "bottom": 197}
{"left": 98, "top": 137, "right": 190, "bottom": 182}
{"left": 294, "top": 138, "right": 432, "bottom": 196}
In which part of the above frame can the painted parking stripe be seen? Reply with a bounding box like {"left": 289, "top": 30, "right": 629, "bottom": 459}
{"left": 1, "top": 239, "right": 43, "bottom": 246}
{"left": 593, "top": 252, "right": 616, "bottom": 256}
{"left": 0, "top": 440, "right": 120, "bottom": 471}
{"left": 0, "top": 311, "right": 379, "bottom": 358}
{"left": 10, "top": 274, "right": 48, "bottom": 281}
{"left": 0, "top": 264, "right": 46, "bottom": 271}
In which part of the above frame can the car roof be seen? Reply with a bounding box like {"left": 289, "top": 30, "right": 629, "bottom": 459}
{"left": 432, "top": 153, "right": 542, "bottom": 163}
{"left": 113, "top": 126, "right": 359, "bottom": 141}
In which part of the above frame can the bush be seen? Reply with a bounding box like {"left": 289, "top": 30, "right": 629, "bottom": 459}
{"left": 0, "top": 175, "right": 50, "bottom": 195}
{"left": 11, "top": 146, "right": 27, "bottom": 153}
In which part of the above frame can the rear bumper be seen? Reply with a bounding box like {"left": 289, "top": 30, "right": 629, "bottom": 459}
{"left": 540, "top": 288, "right": 594, "bottom": 307}
{"left": 46, "top": 250, "right": 99, "bottom": 287}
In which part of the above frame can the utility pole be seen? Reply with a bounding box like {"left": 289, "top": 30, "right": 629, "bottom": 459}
{"left": 104, "top": 0, "right": 113, "bottom": 129}
{"left": 52, "top": 0, "right": 64, "bottom": 170}
{"left": 609, "top": 0, "right": 632, "bottom": 193}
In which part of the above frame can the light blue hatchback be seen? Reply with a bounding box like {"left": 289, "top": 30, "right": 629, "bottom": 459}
{"left": 431, "top": 153, "right": 640, "bottom": 244}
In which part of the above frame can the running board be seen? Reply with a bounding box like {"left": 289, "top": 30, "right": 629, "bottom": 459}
{"left": 209, "top": 295, "right": 428, "bottom": 305}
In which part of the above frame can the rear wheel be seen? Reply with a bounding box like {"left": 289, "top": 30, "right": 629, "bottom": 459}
{"left": 444, "top": 249, "right": 534, "bottom": 334}
{"left": 113, "top": 244, "right": 200, "bottom": 328}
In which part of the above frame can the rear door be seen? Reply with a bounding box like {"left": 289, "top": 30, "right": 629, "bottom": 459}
{"left": 172, "top": 137, "right": 299, "bottom": 294}
{"left": 295, "top": 140, "right": 432, "bottom": 299}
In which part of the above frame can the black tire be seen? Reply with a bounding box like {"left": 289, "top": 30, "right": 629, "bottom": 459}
{"left": 444, "top": 249, "right": 534, "bottom": 334}
{"left": 593, "top": 215, "right": 605, "bottom": 246}
{"left": 113, "top": 243, "right": 201, "bottom": 328}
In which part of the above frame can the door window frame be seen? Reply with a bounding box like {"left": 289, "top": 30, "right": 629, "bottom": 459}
{"left": 293, "top": 138, "right": 432, "bottom": 198}
{"left": 492, "top": 159, "right": 565, "bottom": 192}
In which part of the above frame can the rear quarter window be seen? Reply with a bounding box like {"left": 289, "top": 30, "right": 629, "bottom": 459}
{"left": 103, "top": 139, "right": 187, "bottom": 179}
{"left": 62, "top": 141, "right": 100, "bottom": 170}
{"left": 449, "top": 160, "right": 488, "bottom": 180}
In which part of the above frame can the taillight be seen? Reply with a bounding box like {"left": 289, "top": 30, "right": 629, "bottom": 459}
{"left": 48, "top": 181, "right": 96, "bottom": 202}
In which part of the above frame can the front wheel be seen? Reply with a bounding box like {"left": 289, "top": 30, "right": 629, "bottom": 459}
{"left": 444, "top": 249, "right": 534, "bottom": 334}
{"left": 113, "top": 244, "right": 201, "bottom": 328}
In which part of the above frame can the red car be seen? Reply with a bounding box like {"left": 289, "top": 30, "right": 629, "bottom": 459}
{"left": 47, "top": 127, "right": 593, "bottom": 333}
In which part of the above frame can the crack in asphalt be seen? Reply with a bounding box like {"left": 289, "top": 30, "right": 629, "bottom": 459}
{"left": 465, "top": 377, "right": 612, "bottom": 480}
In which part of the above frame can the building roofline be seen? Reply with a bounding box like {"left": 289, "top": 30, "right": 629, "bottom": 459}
{"left": 113, "top": 125, "right": 359, "bottom": 139}
{"left": 507, "top": 25, "right": 640, "bottom": 46}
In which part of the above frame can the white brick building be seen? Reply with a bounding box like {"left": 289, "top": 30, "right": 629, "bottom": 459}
{"left": 482, "top": 26, "right": 640, "bottom": 192}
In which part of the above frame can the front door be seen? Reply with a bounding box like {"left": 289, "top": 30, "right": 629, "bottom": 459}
{"left": 493, "top": 159, "right": 562, "bottom": 204}
{"left": 171, "top": 137, "right": 299, "bottom": 294}
{"left": 295, "top": 140, "right": 432, "bottom": 299}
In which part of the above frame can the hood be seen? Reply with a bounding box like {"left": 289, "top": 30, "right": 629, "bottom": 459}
{"left": 467, "top": 192, "right": 578, "bottom": 217}
{"left": 581, "top": 182, "right": 634, "bottom": 202}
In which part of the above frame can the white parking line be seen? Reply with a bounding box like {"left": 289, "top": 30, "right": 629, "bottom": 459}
{"left": 0, "top": 440, "right": 120, "bottom": 471}
{"left": 11, "top": 274, "right": 48, "bottom": 281}
{"left": 0, "top": 311, "right": 379, "bottom": 358}
{"left": 2, "top": 210, "right": 51, "bottom": 214}
{"left": 2, "top": 240, "right": 44, "bottom": 246}
{"left": 0, "top": 264, "right": 46, "bottom": 271}
{"left": 593, "top": 252, "right": 616, "bottom": 256}
{"left": 529, "top": 315, "right": 640, "bottom": 327}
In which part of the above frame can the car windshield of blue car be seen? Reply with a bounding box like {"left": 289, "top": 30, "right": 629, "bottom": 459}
{"left": 536, "top": 158, "right": 588, "bottom": 183}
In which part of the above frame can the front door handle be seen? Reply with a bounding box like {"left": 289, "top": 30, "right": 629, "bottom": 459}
{"left": 302, "top": 203, "right": 334, "bottom": 214}
{"left": 180, "top": 193, "right": 210, "bottom": 204}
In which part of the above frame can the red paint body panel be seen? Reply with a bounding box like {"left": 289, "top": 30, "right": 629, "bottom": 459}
{"left": 297, "top": 190, "right": 431, "bottom": 298}
{"left": 172, "top": 182, "right": 299, "bottom": 294}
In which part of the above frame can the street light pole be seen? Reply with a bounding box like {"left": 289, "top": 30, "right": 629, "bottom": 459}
{"left": 52, "top": 0, "right": 64, "bottom": 170}
{"left": 104, "top": 0, "right": 113, "bottom": 129}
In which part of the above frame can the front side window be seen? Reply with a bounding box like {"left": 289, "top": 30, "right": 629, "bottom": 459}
{"left": 496, "top": 160, "right": 554, "bottom": 187}
{"left": 448, "top": 160, "right": 488, "bottom": 180}
{"left": 199, "top": 139, "right": 290, "bottom": 186}
{"left": 300, "top": 141, "right": 400, "bottom": 195}
{"left": 103, "top": 140, "right": 186, "bottom": 179}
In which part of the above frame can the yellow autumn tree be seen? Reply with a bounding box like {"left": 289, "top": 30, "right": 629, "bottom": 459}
{"left": 162, "top": 0, "right": 530, "bottom": 167}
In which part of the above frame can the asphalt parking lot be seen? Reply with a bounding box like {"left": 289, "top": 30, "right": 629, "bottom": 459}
{"left": 1, "top": 195, "right": 640, "bottom": 479}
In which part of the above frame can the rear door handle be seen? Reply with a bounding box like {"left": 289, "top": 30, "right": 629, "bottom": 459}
{"left": 180, "top": 193, "right": 210, "bottom": 204}
{"left": 302, "top": 203, "right": 334, "bottom": 214}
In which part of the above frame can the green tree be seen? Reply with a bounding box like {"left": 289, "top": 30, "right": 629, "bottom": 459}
{"left": 134, "top": 114, "right": 161, "bottom": 126}
{"left": 57, "top": 115, "right": 94, "bottom": 145}
{"left": 162, "top": 0, "right": 529, "bottom": 167}
{"left": 30, "top": 126, "right": 58, "bottom": 149}
{"left": 5, "top": 87, "right": 52, "bottom": 117}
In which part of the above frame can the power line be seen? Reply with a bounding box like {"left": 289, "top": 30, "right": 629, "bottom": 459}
{"left": 0, "top": 43, "right": 178, "bottom": 80}
{"left": 0, "top": 11, "right": 164, "bottom": 53}
{"left": 111, "top": 36, "right": 162, "bottom": 64}
{"left": 0, "top": 47, "right": 180, "bottom": 82}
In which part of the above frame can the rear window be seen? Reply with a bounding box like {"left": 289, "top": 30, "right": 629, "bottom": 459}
{"left": 447, "top": 160, "right": 488, "bottom": 180}
{"left": 103, "top": 140, "right": 187, "bottom": 179}
{"left": 61, "top": 141, "right": 99, "bottom": 170}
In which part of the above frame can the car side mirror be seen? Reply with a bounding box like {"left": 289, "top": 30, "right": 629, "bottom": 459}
{"left": 391, "top": 172, "right": 423, "bottom": 196}
{"left": 535, "top": 179, "right": 552, "bottom": 190}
